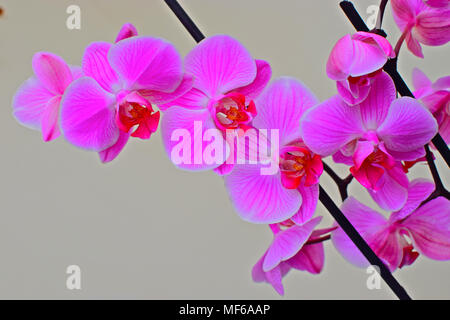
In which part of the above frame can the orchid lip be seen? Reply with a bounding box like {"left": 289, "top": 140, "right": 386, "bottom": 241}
{"left": 116, "top": 94, "right": 159, "bottom": 139}
{"left": 279, "top": 143, "right": 323, "bottom": 189}
{"left": 211, "top": 92, "right": 256, "bottom": 131}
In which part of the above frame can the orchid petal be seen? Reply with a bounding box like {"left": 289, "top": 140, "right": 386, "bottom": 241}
{"left": 115, "top": 23, "right": 138, "bottom": 42}
{"left": 12, "top": 76, "right": 54, "bottom": 130}
{"left": 263, "top": 217, "right": 322, "bottom": 271}
{"left": 412, "top": 68, "right": 432, "bottom": 91}
{"left": 406, "top": 32, "right": 425, "bottom": 58}
{"left": 108, "top": 36, "right": 183, "bottom": 92}
{"left": 32, "top": 52, "right": 73, "bottom": 95}
{"left": 353, "top": 32, "right": 395, "bottom": 58}
{"left": 251, "top": 255, "right": 267, "bottom": 283}
{"left": 352, "top": 140, "right": 375, "bottom": 170}
{"left": 300, "top": 95, "right": 364, "bottom": 156}
{"left": 433, "top": 75, "right": 450, "bottom": 90}
{"left": 439, "top": 116, "right": 450, "bottom": 144}
{"left": 359, "top": 72, "right": 396, "bottom": 130}
{"left": 41, "top": 96, "right": 61, "bottom": 142}
{"left": 70, "top": 66, "right": 83, "bottom": 80}
{"left": 425, "top": 0, "right": 450, "bottom": 8}
{"left": 348, "top": 32, "right": 393, "bottom": 77}
{"left": 327, "top": 32, "right": 393, "bottom": 80}
{"left": 332, "top": 197, "right": 391, "bottom": 268}
{"left": 264, "top": 266, "right": 286, "bottom": 296}
{"left": 326, "top": 34, "right": 355, "bottom": 80}
{"left": 421, "top": 91, "right": 449, "bottom": 114}
{"left": 390, "top": 179, "right": 435, "bottom": 222}
{"left": 82, "top": 42, "right": 120, "bottom": 93}
{"left": 233, "top": 59, "right": 271, "bottom": 99}
{"left": 378, "top": 97, "right": 438, "bottom": 153}
{"left": 60, "top": 77, "right": 118, "bottom": 151}
{"left": 368, "top": 167, "right": 409, "bottom": 211}
{"left": 98, "top": 131, "right": 130, "bottom": 163}
{"left": 402, "top": 197, "right": 450, "bottom": 260}
{"left": 224, "top": 164, "right": 302, "bottom": 224}
{"left": 184, "top": 35, "right": 256, "bottom": 98}
{"left": 291, "top": 183, "right": 319, "bottom": 225}
{"left": 158, "top": 87, "right": 209, "bottom": 111}
{"left": 160, "top": 106, "right": 225, "bottom": 171}
{"left": 332, "top": 150, "right": 354, "bottom": 165}
{"left": 252, "top": 254, "right": 287, "bottom": 295}
{"left": 391, "top": 0, "right": 424, "bottom": 30}
{"left": 388, "top": 147, "right": 426, "bottom": 161}
{"left": 213, "top": 162, "right": 234, "bottom": 176}
{"left": 288, "top": 242, "right": 325, "bottom": 274}
{"left": 415, "top": 9, "right": 450, "bottom": 46}
{"left": 336, "top": 79, "right": 371, "bottom": 106}
{"left": 139, "top": 74, "right": 194, "bottom": 106}
{"left": 253, "top": 77, "right": 318, "bottom": 146}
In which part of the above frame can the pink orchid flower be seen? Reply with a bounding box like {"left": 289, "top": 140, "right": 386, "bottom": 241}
{"left": 252, "top": 217, "right": 332, "bottom": 295}
{"left": 160, "top": 35, "right": 271, "bottom": 174}
{"left": 391, "top": 0, "right": 450, "bottom": 58}
{"left": 332, "top": 179, "right": 450, "bottom": 271}
{"left": 412, "top": 68, "right": 450, "bottom": 144}
{"left": 301, "top": 72, "right": 438, "bottom": 211}
{"left": 326, "top": 32, "right": 395, "bottom": 105}
{"left": 225, "top": 78, "right": 322, "bottom": 224}
{"left": 12, "top": 52, "right": 81, "bottom": 142}
{"left": 60, "top": 24, "right": 193, "bottom": 163}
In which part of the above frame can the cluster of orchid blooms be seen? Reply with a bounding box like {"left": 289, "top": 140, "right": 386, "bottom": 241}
{"left": 12, "top": 0, "right": 450, "bottom": 295}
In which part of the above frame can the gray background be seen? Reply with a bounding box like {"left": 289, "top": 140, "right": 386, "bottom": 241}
{"left": 0, "top": 0, "right": 448, "bottom": 299}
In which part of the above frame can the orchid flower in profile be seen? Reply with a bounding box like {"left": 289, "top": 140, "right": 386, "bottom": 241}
{"left": 12, "top": 52, "right": 81, "bottom": 142}
{"left": 301, "top": 72, "right": 438, "bottom": 211}
{"left": 412, "top": 68, "right": 450, "bottom": 144}
{"left": 160, "top": 35, "right": 271, "bottom": 174}
{"left": 332, "top": 179, "right": 450, "bottom": 271}
{"left": 252, "top": 217, "right": 330, "bottom": 295}
{"left": 391, "top": 0, "right": 450, "bottom": 58}
{"left": 225, "top": 78, "right": 322, "bottom": 224}
{"left": 60, "top": 24, "right": 192, "bottom": 163}
{"left": 326, "top": 32, "right": 395, "bottom": 105}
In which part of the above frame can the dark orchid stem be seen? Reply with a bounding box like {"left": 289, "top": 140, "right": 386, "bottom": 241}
{"left": 339, "top": 0, "right": 450, "bottom": 168}
{"left": 340, "top": 1, "right": 369, "bottom": 32}
{"left": 341, "top": 174, "right": 354, "bottom": 200}
{"left": 164, "top": 0, "right": 412, "bottom": 300}
{"left": 425, "top": 145, "right": 445, "bottom": 191}
{"left": 421, "top": 145, "right": 450, "bottom": 205}
{"left": 164, "top": 0, "right": 205, "bottom": 42}
{"left": 430, "top": 134, "right": 450, "bottom": 167}
{"left": 323, "top": 161, "right": 353, "bottom": 201}
{"left": 375, "top": 0, "right": 389, "bottom": 30}
{"left": 319, "top": 186, "right": 411, "bottom": 300}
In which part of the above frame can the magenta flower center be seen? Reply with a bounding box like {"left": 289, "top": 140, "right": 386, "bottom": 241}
{"left": 350, "top": 144, "right": 396, "bottom": 190}
{"left": 117, "top": 100, "right": 160, "bottom": 139}
{"left": 348, "top": 69, "right": 382, "bottom": 86}
{"left": 212, "top": 92, "right": 256, "bottom": 130}
{"left": 279, "top": 144, "right": 323, "bottom": 189}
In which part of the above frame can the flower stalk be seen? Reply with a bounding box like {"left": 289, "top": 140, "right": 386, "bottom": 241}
{"left": 421, "top": 145, "right": 450, "bottom": 205}
{"left": 323, "top": 161, "right": 353, "bottom": 201}
{"left": 375, "top": 0, "right": 389, "bottom": 30}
